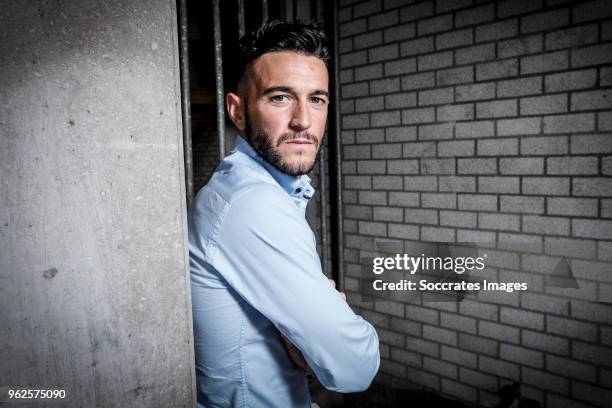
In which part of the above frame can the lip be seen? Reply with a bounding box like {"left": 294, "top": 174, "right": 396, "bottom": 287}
{"left": 286, "top": 139, "right": 315, "bottom": 145}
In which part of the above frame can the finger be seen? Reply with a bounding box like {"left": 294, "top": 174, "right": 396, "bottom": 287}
{"left": 328, "top": 279, "right": 336, "bottom": 288}
{"left": 340, "top": 292, "right": 347, "bottom": 301}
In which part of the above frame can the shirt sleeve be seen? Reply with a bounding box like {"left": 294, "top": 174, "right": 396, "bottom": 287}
{"left": 199, "top": 183, "right": 380, "bottom": 392}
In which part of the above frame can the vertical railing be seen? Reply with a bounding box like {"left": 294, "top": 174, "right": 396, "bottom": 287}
{"left": 178, "top": 0, "right": 194, "bottom": 208}
{"left": 213, "top": 0, "right": 226, "bottom": 160}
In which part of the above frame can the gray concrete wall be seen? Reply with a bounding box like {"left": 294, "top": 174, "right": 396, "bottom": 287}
{"left": 0, "top": 1, "right": 195, "bottom": 406}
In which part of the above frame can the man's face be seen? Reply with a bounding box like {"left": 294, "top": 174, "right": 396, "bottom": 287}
{"left": 238, "top": 51, "right": 329, "bottom": 176}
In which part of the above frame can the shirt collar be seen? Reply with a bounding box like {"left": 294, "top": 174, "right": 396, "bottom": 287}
{"left": 233, "top": 136, "right": 315, "bottom": 201}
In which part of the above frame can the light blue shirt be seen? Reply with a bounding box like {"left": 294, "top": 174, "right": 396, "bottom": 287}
{"left": 188, "top": 136, "right": 380, "bottom": 408}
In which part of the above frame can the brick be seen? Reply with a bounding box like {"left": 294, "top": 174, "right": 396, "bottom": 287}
{"left": 497, "top": 76, "right": 542, "bottom": 97}
{"left": 522, "top": 51, "right": 569, "bottom": 75}
{"left": 544, "top": 236, "right": 596, "bottom": 258}
{"left": 523, "top": 214, "right": 570, "bottom": 235}
{"left": 353, "top": 0, "right": 382, "bottom": 18}
{"left": 345, "top": 204, "right": 372, "bottom": 220}
{"left": 571, "top": 134, "right": 612, "bottom": 154}
{"left": 358, "top": 160, "right": 387, "bottom": 174}
{"left": 371, "top": 77, "right": 400, "bottom": 96}
{"left": 387, "top": 126, "right": 417, "bottom": 142}
{"left": 498, "top": 0, "right": 543, "bottom": 17}
{"left": 406, "top": 334, "right": 440, "bottom": 358}
{"left": 355, "top": 96, "right": 384, "bottom": 112}
{"left": 547, "top": 156, "right": 598, "bottom": 175}
{"left": 339, "top": 69, "right": 354, "bottom": 84}
{"left": 388, "top": 191, "right": 418, "bottom": 206}
{"left": 423, "top": 325, "right": 458, "bottom": 346}
{"left": 547, "top": 197, "right": 597, "bottom": 217}
{"left": 546, "top": 24, "right": 598, "bottom": 50}
{"left": 498, "top": 34, "right": 543, "bottom": 58}
{"left": 524, "top": 9, "right": 569, "bottom": 33}
{"left": 417, "top": 14, "right": 453, "bottom": 35}
{"left": 340, "top": 100, "right": 355, "bottom": 114}
{"left": 403, "top": 142, "right": 436, "bottom": 158}
{"left": 440, "top": 313, "right": 477, "bottom": 335}
{"left": 354, "top": 31, "right": 383, "bottom": 50}
{"left": 479, "top": 213, "right": 520, "bottom": 231}
{"left": 521, "top": 136, "right": 567, "bottom": 155}
{"left": 337, "top": 6, "right": 352, "bottom": 22}
{"left": 438, "top": 140, "right": 474, "bottom": 157}
{"left": 384, "top": 57, "right": 417, "bottom": 76}
{"left": 458, "top": 194, "right": 497, "bottom": 211}
{"left": 573, "top": 340, "right": 612, "bottom": 367}
{"left": 402, "top": 107, "right": 435, "bottom": 124}
{"left": 400, "top": 37, "right": 434, "bottom": 57}
{"left": 436, "top": 28, "right": 473, "bottom": 50}
{"left": 384, "top": 24, "right": 416, "bottom": 43}
{"left": 477, "top": 138, "right": 518, "bottom": 156}
{"left": 476, "top": 19, "right": 518, "bottom": 42}
{"left": 373, "top": 175, "right": 403, "bottom": 189}
{"left": 377, "top": 328, "right": 405, "bottom": 347}
{"left": 500, "top": 196, "right": 544, "bottom": 214}
{"left": 388, "top": 159, "right": 419, "bottom": 174}
{"left": 437, "top": 104, "right": 474, "bottom": 121}
{"left": 548, "top": 355, "right": 597, "bottom": 383}
{"left": 523, "top": 177, "right": 569, "bottom": 195}
{"left": 419, "top": 87, "right": 454, "bottom": 106}
{"left": 546, "top": 315, "right": 597, "bottom": 342}
{"left": 359, "top": 191, "right": 387, "bottom": 205}
{"left": 436, "top": 66, "right": 474, "bottom": 86}
{"left": 573, "top": 219, "right": 612, "bottom": 240}
{"left": 603, "top": 156, "right": 612, "bottom": 175}
{"left": 522, "top": 367, "right": 569, "bottom": 394}
{"left": 421, "top": 226, "right": 455, "bottom": 242}
{"left": 436, "top": 0, "right": 472, "bottom": 13}
{"left": 521, "top": 291, "right": 569, "bottom": 315}
{"left": 497, "top": 117, "right": 541, "bottom": 135}
{"left": 388, "top": 223, "right": 419, "bottom": 239}
{"left": 401, "top": 72, "right": 435, "bottom": 90}
{"left": 386, "top": 93, "right": 417, "bottom": 109}
{"left": 573, "top": 381, "right": 612, "bottom": 408}
{"left": 478, "top": 177, "right": 520, "bottom": 194}
{"left": 573, "top": 177, "right": 612, "bottom": 196}
{"left": 419, "top": 123, "right": 453, "bottom": 140}
{"left": 479, "top": 356, "right": 519, "bottom": 379}
{"left": 571, "top": 43, "right": 612, "bottom": 67}
{"left": 456, "top": 120, "right": 494, "bottom": 138}
{"left": 476, "top": 59, "right": 519, "bottom": 80}
{"left": 500, "top": 344, "right": 543, "bottom": 368}
{"left": 438, "top": 176, "right": 476, "bottom": 193}
{"left": 456, "top": 4, "right": 495, "bottom": 27}
{"left": 356, "top": 129, "right": 384, "bottom": 144}
{"left": 545, "top": 69, "right": 597, "bottom": 92}
{"left": 479, "top": 320, "right": 520, "bottom": 343}
{"left": 369, "top": 44, "right": 399, "bottom": 63}
{"left": 599, "top": 241, "right": 612, "bottom": 261}
{"left": 399, "top": 1, "right": 434, "bottom": 22}
{"left": 418, "top": 51, "right": 454, "bottom": 71}
{"left": 458, "top": 158, "right": 496, "bottom": 175}
{"left": 390, "top": 347, "right": 421, "bottom": 367}
{"left": 373, "top": 143, "right": 403, "bottom": 159}
{"left": 460, "top": 368, "right": 498, "bottom": 393}
{"left": 355, "top": 64, "right": 383, "bottom": 81}
{"left": 374, "top": 207, "right": 404, "bottom": 222}
{"left": 405, "top": 304, "right": 439, "bottom": 325}
{"left": 339, "top": 38, "right": 353, "bottom": 54}
{"left": 424, "top": 356, "right": 458, "bottom": 379}
{"left": 421, "top": 192, "right": 456, "bottom": 209}
{"left": 457, "top": 229, "right": 496, "bottom": 244}
{"left": 371, "top": 110, "right": 401, "bottom": 126}
{"left": 573, "top": 0, "right": 612, "bottom": 22}
{"left": 339, "top": 19, "right": 367, "bottom": 37}
{"left": 342, "top": 82, "right": 369, "bottom": 98}
{"left": 440, "top": 210, "right": 477, "bottom": 228}
{"left": 359, "top": 220, "right": 387, "bottom": 235}
{"left": 421, "top": 158, "right": 454, "bottom": 174}
{"left": 455, "top": 43, "right": 495, "bottom": 65}
{"left": 476, "top": 99, "right": 517, "bottom": 118}
{"left": 543, "top": 113, "right": 595, "bottom": 133}
{"left": 456, "top": 83, "right": 495, "bottom": 102}
{"left": 340, "top": 50, "right": 368, "bottom": 68}
{"left": 520, "top": 94, "right": 567, "bottom": 115}
{"left": 369, "top": 10, "right": 400, "bottom": 30}
{"left": 572, "top": 89, "right": 612, "bottom": 111}
{"left": 499, "top": 157, "right": 544, "bottom": 175}
{"left": 404, "top": 176, "right": 438, "bottom": 191}
{"left": 405, "top": 208, "right": 438, "bottom": 224}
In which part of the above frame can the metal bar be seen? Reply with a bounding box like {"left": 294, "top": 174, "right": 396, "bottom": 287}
{"left": 178, "top": 0, "right": 194, "bottom": 208}
{"left": 261, "top": 0, "right": 268, "bottom": 22}
{"left": 213, "top": 0, "right": 226, "bottom": 159}
{"left": 238, "top": 0, "right": 246, "bottom": 38}
{"left": 319, "top": 143, "right": 328, "bottom": 276}
{"left": 330, "top": 0, "right": 344, "bottom": 291}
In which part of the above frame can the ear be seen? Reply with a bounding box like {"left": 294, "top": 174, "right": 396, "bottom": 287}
{"left": 226, "top": 92, "right": 245, "bottom": 131}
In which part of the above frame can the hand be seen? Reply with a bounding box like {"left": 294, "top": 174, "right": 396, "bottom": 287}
{"left": 328, "top": 279, "right": 347, "bottom": 302}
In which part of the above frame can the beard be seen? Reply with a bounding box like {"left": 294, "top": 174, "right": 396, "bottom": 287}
{"left": 244, "top": 113, "right": 322, "bottom": 177}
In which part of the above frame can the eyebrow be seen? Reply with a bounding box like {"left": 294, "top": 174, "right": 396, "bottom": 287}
{"left": 262, "top": 86, "right": 329, "bottom": 98}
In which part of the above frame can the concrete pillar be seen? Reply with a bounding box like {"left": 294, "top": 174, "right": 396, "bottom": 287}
{"left": 0, "top": 1, "right": 195, "bottom": 406}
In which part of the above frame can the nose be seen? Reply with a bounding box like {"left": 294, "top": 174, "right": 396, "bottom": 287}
{"left": 289, "top": 100, "right": 311, "bottom": 131}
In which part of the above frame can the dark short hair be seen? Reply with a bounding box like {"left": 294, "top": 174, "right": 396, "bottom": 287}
{"left": 232, "top": 19, "right": 329, "bottom": 91}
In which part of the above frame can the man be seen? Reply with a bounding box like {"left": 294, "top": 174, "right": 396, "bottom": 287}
{"left": 188, "top": 20, "right": 380, "bottom": 408}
